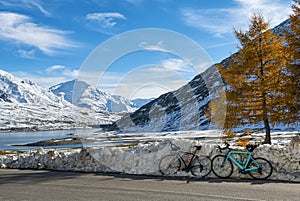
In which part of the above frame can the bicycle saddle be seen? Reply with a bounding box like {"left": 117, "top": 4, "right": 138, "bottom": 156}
{"left": 246, "top": 144, "right": 257, "bottom": 152}
{"left": 194, "top": 145, "right": 202, "bottom": 150}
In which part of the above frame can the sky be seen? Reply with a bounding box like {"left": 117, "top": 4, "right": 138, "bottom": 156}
{"left": 0, "top": 0, "right": 293, "bottom": 99}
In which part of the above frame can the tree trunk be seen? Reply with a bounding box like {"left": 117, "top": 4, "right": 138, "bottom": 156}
{"left": 263, "top": 118, "right": 271, "bottom": 144}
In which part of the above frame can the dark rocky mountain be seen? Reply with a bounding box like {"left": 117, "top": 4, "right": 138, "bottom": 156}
{"left": 110, "top": 19, "right": 291, "bottom": 132}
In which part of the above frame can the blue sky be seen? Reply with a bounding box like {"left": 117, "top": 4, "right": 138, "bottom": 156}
{"left": 0, "top": 0, "right": 292, "bottom": 99}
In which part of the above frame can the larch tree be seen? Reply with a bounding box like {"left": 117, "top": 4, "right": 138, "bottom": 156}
{"left": 217, "top": 13, "right": 292, "bottom": 144}
{"left": 285, "top": 0, "right": 300, "bottom": 124}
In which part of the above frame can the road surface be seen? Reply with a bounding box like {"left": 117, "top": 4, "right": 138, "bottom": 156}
{"left": 0, "top": 169, "right": 299, "bottom": 201}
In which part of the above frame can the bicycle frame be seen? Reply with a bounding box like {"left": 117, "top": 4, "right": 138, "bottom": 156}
{"left": 176, "top": 150, "right": 197, "bottom": 171}
{"left": 223, "top": 150, "right": 260, "bottom": 172}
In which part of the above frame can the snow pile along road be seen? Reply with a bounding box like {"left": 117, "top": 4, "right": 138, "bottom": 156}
{"left": 1, "top": 138, "right": 299, "bottom": 182}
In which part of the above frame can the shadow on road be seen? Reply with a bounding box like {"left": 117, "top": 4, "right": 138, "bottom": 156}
{"left": 0, "top": 169, "right": 79, "bottom": 185}
{"left": 0, "top": 169, "right": 299, "bottom": 186}
{"left": 93, "top": 171, "right": 300, "bottom": 185}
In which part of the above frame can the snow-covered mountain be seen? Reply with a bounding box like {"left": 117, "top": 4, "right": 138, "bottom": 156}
{"left": 111, "top": 19, "right": 295, "bottom": 132}
{"left": 272, "top": 19, "right": 290, "bottom": 36}
{"left": 112, "top": 65, "right": 221, "bottom": 132}
{"left": 0, "top": 69, "right": 64, "bottom": 105}
{"left": 0, "top": 70, "right": 121, "bottom": 131}
{"left": 50, "top": 80, "right": 141, "bottom": 113}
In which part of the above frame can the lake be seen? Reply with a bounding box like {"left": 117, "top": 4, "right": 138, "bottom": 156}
{"left": 0, "top": 128, "right": 152, "bottom": 150}
{"left": 0, "top": 129, "right": 98, "bottom": 150}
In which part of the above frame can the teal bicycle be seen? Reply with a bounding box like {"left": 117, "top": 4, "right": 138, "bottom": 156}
{"left": 211, "top": 142, "right": 273, "bottom": 180}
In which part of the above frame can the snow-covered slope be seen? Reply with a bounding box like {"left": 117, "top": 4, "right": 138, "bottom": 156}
{"left": 50, "top": 80, "right": 145, "bottom": 113}
{"left": 0, "top": 69, "right": 63, "bottom": 105}
{"left": 272, "top": 19, "right": 290, "bottom": 36}
{"left": 0, "top": 70, "right": 121, "bottom": 131}
{"left": 113, "top": 65, "right": 221, "bottom": 132}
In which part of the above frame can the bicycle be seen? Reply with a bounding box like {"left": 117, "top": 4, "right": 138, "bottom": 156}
{"left": 159, "top": 141, "right": 212, "bottom": 178}
{"left": 211, "top": 142, "right": 273, "bottom": 180}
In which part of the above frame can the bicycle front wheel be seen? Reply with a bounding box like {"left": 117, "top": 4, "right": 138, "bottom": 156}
{"left": 248, "top": 157, "right": 273, "bottom": 180}
{"left": 159, "top": 154, "right": 181, "bottom": 176}
{"left": 191, "top": 155, "right": 212, "bottom": 178}
{"left": 212, "top": 155, "right": 233, "bottom": 178}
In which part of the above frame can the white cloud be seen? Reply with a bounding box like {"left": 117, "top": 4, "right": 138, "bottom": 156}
{"left": 160, "top": 58, "right": 194, "bottom": 72}
{"left": 0, "top": 0, "right": 50, "bottom": 16}
{"left": 86, "top": 12, "right": 126, "bottom": 28}
{"left": 11, "top": 65, "right": 80, "bottom": 88}
{"left": 12, "top": 71, "right": 70, "bottom": 88}
{"left": 62, "top": 69, "right": 79, "bottom": 78}
{"left": 139, "top": 41, "right": 169, "bottom": 52}
{"left": 45, "top": 65, "right": 79, "bottom": 78}
{"left": 46, "top": 65, "right": 66, "bottom": 72}
{"left": 15, "top": 49, "right": 36, "bottom": 59}
{"left": 181, "top": 0, "right": 292, "bottom": 37}
{"left": 0, "top": 12, "right": 78, "bottom": 55}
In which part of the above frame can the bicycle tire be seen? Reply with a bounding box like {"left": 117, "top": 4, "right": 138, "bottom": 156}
{"left": 191, "top": 155, "right": 212, "bottom": 178}
{"left": 212, "top": 155, "right": 234, "bottom": 178}
{"left": 159, "top": 154, "right": 181, "bottom": 176}
{"left": 248, "top": 157, "right": 273, "bottom": 180}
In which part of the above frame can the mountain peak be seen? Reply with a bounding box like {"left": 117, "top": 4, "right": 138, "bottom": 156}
{"left": 50, "top": 79, "right": 137, "bottom": 112}
{"left": 0, "top": 69, "right": 61, "bottom": 104}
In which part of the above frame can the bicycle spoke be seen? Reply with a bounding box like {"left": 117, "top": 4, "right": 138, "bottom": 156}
{"left": 212, "top": 155, "right": 233, "bottom": 178}
{"left": 191, "top": 156, "right": 212, "bottom": 178}
{"left": 248, "top": 157, "right": 273, "bottom": 180}
{"left": 159, "top": 154, "right": 180, "bottom": 176}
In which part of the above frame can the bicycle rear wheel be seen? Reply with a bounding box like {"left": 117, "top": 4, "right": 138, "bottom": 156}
{"left": 191, "top": 155, "right": 212, "bottom": 178}
{"left": 248, "top": 157, "right": 273, "bottom": 180}
{"left": 159, "top": 154, "right": 181, "bottom": 176}
{"left": 212, "top": 155, "right": 233, "bottom": 178}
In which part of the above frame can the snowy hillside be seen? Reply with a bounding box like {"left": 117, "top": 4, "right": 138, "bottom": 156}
{"left": 50, "top": 80, "right": 140, "bottom": 113}
{"left": 272, "top": 19, "right": 290, "bottom": 36}
{"left": 0, "top": 70, "right": 121, "bottom": 131}
{"left": 0, "top": 69, "right": 63, "bottom": 105}
{"left": 113, "top": 65, "right": 221, "bottom": 132}
{"left": 0, "top": 102, "right": 121, "bottom": 131}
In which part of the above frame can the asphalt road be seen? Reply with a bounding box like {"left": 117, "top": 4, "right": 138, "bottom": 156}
{"left": 0, "top": 169, "right": 299, "bottom": 201}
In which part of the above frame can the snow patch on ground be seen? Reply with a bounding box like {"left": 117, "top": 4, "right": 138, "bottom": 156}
{"left": 0, "top": 102, "right": 122, "bottom": 131}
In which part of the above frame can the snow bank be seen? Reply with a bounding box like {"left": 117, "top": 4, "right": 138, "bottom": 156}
{"left": 1, "top": 139, "right": 299, "bottom": 182}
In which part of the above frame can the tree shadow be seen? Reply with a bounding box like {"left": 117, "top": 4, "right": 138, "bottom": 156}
{"left": 0, "top": 169, "right": 80, "bottom": 186}
{"left": 93, "top": 171, "right": 300, "bottom": 185}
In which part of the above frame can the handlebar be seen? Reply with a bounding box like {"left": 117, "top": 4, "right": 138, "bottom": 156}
{"left": 217, "top": 142, "right": 230, "bottom": 153}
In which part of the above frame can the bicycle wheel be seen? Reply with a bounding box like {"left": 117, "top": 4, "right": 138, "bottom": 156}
{"left": 212, "top": 155, "right": 234, "bottom": 178}
{"left": 191, "top": 155, "right": 212, "bottom": 178}
{"left": 159, "top": 154, "right": 181, "bottom": 176}
{"left": 248, "top": 157, "right": 273, "bottom": 180}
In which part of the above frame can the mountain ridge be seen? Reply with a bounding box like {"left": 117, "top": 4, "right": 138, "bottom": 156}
{"left": 110, "top": 19, "right": 295, "bottom": 132}
{"left": 0, "top": 70, "right": 122, "bottom": 131}
{"left": 49, "top": 79, "right": 153, "bottom": 112}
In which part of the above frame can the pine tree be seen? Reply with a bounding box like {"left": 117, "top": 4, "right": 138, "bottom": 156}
{"left": 217, "top": 13, "right": 292, "bottom": 144}
{"left": 286, "top": 0, "right": 300, "bottom": 124}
